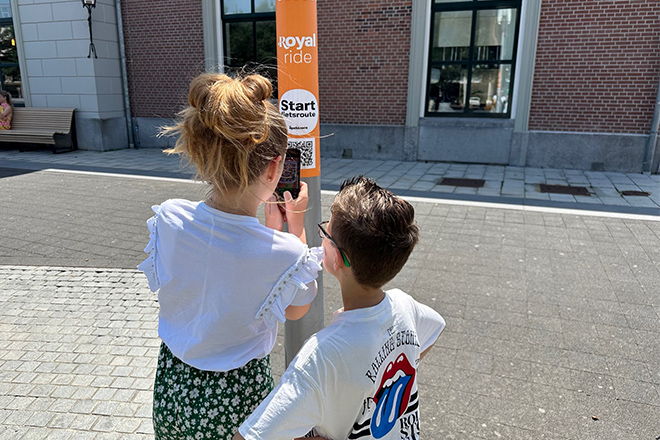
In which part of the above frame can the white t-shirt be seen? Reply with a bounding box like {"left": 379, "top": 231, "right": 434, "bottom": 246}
{"left": 137, "top": 199, "right": 323, "bottom": 372}
{"left": 239, "top": 288, "right": 446, "bottom": 440}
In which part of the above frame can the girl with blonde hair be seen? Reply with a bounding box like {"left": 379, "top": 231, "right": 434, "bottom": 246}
{"left": 138, "top": 72, "right": 322, "bottom": 439}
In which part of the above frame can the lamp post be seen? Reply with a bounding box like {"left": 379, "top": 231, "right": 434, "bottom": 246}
{"left": 82, "top": 0, "right": 97, "bottom": 58}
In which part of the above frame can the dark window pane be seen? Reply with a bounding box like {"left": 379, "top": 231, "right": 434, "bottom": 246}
{"left": 224, "top": 0, "right": 251, "bottom": 15}
{"left": 475, "top": 8, "right": 517, "bottom": 61}
{"left": 225, "top": 22, "right": 254, "bottom": 66}
{"left": 0, "top": 0, "right": 11, "bottom": 19}
{"left": 428, "top": 65, "right": 468, "bottom": 113}
{"left": 432, "top": 11, "right": 472, "bottom": 61}
{"left": 428, "top": 2, "right": 519, "bottom": 117}
{"left": 255, "top": 0, "right": 275, "bottom": 13}
{"left": 255, "top": 20, "right": 276, "bottom": 63}
{"left": 470, "top": 64, "right": 511, "bottom": 113}
{"left": 0, "top": 25, "right": 16, "bottom": 64}
{"left": 2, "top": 67, "right": 21, "bottom": 99}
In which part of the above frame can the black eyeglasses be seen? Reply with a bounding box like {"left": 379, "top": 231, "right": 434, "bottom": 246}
{"left": 318, "top": 221, "right": 351, "bottom": 268}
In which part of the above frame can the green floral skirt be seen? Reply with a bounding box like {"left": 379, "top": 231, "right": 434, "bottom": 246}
{"left": 153, "top": 342, "right": 274, "bottom": 440}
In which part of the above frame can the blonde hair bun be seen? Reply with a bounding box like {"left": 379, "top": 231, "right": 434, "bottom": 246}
{"left": 162, "top": 71, "right": 287, "bottom": 195}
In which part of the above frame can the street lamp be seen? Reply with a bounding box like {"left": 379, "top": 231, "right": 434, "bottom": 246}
{"left": 82, "top": 0, "right": 97, "bottom": 58}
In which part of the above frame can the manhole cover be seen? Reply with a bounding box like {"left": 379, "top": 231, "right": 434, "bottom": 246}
{"left": 438, "top": 177, "right": 485, "bottom": 188}
{"left": 538, "top": 184, "right": 590, "bottom": 196}
{"left": 620, "top": 190, "right": 651, "bottom": 197}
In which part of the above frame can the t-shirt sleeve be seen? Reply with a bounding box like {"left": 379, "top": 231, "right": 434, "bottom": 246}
{"left": 412, "top": 297, "right": 446, "bottom": 352}
{"left": 136, "top": 204, "right": 172, "bottom": 292}
{"left": 255, "top": 246, "right": 324, "bottom": 326}
{"left": 238, "top": 366, "right": 323, "bottom": 440}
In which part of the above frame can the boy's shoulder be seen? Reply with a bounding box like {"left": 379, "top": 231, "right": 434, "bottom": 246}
{"left": 291, "top": 288, "right": 438, "bottom": 370}
{"left": 292, "top": 291, "right": 409, "bottom": 365}
{"left": 385, "top": 288, "right": 421, "bottom": 311}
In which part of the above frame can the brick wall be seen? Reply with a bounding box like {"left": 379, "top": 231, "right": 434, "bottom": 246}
{"left": 121, "top": 0, "right": 205, "bottom": 118}
{"left": 529, "top": 0, "right": 660, "bottom": 134}
{"left": 317, "top": 0, "right": 411, "bottom": 125}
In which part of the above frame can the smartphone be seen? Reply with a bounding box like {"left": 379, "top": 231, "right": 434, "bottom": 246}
{"left": 275, "top": 148, "right": 301, "bottom": 199}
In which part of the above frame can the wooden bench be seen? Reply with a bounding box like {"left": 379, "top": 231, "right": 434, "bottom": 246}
{"left": 0, "top": 107, "right": 77, "bottom": 153}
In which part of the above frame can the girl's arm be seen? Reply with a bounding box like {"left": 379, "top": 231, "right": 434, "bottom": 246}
{"left": 265, "top": 182, "right": 312, "bottom": 320}
{"left": 285, "top": 303, "right": 310, "bottom": 320}
{"left": 1, "top": 105, "right": 11, "bottom": 118}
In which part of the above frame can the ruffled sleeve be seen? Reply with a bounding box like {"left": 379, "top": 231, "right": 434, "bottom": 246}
{"left": 137, "top": 205, "right": 169, "bottom": 292}
{"left": 256, "top": 246, "right": 324, "bottom": 326}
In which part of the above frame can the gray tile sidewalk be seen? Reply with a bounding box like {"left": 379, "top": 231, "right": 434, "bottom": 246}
{"left": 0, "top": 147, "right": 658, "bottom": 215}
{"left": 1, "top": 150, "right": 659, "bottom": 439}
{"left": 0, "top": 266, "right": 157, "bottom": 439}
{"left": 2, "top": 204, "right": 659, "bottom": 439}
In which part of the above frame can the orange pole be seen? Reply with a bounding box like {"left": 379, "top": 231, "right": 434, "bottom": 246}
{"left": 277, "top": 0, "right": 324, "bottom": 364}
{"left": 276, "top": 0, "right": 320, "bottom": 178}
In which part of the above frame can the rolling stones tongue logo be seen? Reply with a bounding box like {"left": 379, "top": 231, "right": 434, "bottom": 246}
{"left": 370, "top": 353, "right": 416, "bottom": 438}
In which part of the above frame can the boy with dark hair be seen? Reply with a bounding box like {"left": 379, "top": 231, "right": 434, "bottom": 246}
{"left": 234, "top": 176, "right": 446, "bottom": 440}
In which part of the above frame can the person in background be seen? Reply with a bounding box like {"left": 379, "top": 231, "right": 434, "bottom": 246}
{"left": 138, "top": 72, "right": 323, "bottom": 440}
{"left": 0, "top": 91, "right": 13, "bottom": 130}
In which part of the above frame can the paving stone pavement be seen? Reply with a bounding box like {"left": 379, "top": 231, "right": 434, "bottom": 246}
{"left": 1, "top": 152, "right": 659, "bottom": 439}
{"left": 0, "top": 267, "right": 157, "bottom": 439}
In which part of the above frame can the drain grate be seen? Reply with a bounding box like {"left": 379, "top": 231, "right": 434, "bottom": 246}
{"left": 438, "top": 177, "right": 485, "bottom": 188}
{"left": 620, "top": 190, "right": 651, "bottom": 197}
{"left": 538, "top": 184, "right": 590, "bottom": 196}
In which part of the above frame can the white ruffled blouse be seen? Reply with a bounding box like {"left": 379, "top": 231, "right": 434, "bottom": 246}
{"left": 138, "top": 199, "right": 323, "bottom": 372}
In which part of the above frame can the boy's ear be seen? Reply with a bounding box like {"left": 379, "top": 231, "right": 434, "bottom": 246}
{"left": 333, "top": 246, "right": 349, "bottom": 274}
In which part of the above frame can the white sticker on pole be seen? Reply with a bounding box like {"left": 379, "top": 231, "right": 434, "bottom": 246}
{"left": 279, "top": 88, "right": 319, "bottom": 136}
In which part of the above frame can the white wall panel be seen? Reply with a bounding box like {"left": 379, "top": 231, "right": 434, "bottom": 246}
{"left": 25, "top": 59, "right": 43, "bottom": 77}
{"left": 20, "top": 23, "right": 38, "bottom": 41}
{"left": 46, "top": 93, "right": 80, "bottom": 108}
{"left": 15, "top": 0, "right": 128, "bottom": 149}
{"left": 18, "top": 4, "right": 53, "bottom": 23}
{"left": 37, "top": 21, "right": 72, "bottom": 40}
{"left": 61, "top": 76, "right": 95, "bottom": 94}
{"left": 23, "top": 40, "right": 57, "bottom": 58}
{"left": 28, "top": 76, "right": 61, "bottom": 94}
{"left": 42, "top": 58, "right": 77, "bottom": 76}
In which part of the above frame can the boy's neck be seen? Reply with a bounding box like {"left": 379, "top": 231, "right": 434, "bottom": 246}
{"left": 339, "top": 278, "right": 386, "bottom": 311}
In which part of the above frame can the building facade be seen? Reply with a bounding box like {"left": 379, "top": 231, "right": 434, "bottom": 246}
{"left": 4, "top": 0, "right": 660, "bottom": 173}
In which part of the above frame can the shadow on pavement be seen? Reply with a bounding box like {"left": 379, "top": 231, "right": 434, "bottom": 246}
{"left": 0, "top": 167, "right": 38, "bottom": 179}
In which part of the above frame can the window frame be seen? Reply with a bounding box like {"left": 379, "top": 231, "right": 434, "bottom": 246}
{"left": 426, "top": 0, "right": 522, "bottom": 118}
{"left": 221, "top": 0, "right": 276, "bottom": 72}
{"left": 0, "top": 9, "right": 22, "bottom": 105}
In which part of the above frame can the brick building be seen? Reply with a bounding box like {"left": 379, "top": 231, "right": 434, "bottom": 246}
{"left": 4, "top": 0, "right": 659, "bottom": 173}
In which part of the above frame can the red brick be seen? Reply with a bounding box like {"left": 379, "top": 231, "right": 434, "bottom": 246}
{"left": 529, "top": 0, "right": 660, "bottom": 134}
{"left": 122, "top": 0, "right": 205, "bottom": 118}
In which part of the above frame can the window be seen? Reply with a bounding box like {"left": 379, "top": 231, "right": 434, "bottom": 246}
{"left": 426, "top": 0, "right": 521, "bottom": 117}
{"left": 0, "top": 0, "right": 22, "bottom": 105}
{"left": 222, "top": 0, "right": 277, "bottom": 86}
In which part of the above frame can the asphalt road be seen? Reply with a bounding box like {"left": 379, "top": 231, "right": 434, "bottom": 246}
{"left": 0, "top": 169, "right": 206, "bottom": 268}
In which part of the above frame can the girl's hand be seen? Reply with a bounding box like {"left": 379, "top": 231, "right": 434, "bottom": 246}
{"left": 265, "top": 194, "right": 284, "bottom": 231}
{"left": 284, "top": 182, "right": 308, "bottom": 241}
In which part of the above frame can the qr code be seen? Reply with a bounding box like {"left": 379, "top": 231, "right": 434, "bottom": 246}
{"left": 288, "top": 138, "right": 315, "bottom": 170}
